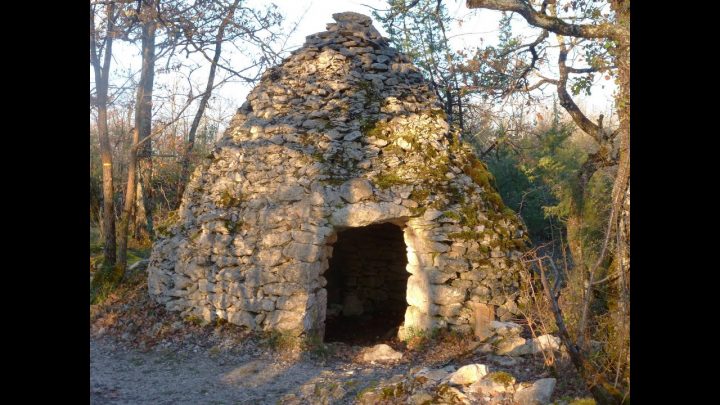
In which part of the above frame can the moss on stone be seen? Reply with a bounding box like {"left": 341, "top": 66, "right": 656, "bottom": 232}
{"left": 424, "top": 146, "right": 439, "bottom": 159}
{"left": 485, "top": 191, "right": 505, "bottom": 210}
{"left": 361, "top": 117, "right": 390, "bottom": 140}
{"left": 410, "top": 187, "right": 431, "bottom": 202}
{"left": 382, "top": 143, "right": 403, "bottom": 156}
{"left": 374, "top": 172, "right": 408, "bottom": 189}
{"left": 156, "top": 209, "right": 179, "bottom": 236}
{"left": 217, "top": 189, "right": 243, "bottom": 208}
{"left": 442, "top": 211, "right": 461, "bottom": 221}
{"left": 224, "top": 219, "right": 243, "bottom": 234}
{"left": 459, "top": 203, "right": 480, "bottom": 228}
{"left": 409, "top": 206, "right": 427, "bottom": 216}
{"left": 488, "top": 371, "right": 514, "bottom": 386}
{"left": 446, "top": 185, "right": 464, "bottom": 205}
{"left": 448, "top": 231, "right": 480, "bottom": 240}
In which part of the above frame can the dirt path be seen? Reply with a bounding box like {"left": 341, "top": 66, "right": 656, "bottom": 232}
{"left": 90, "top": 336, "right": 409, "bottom": 405}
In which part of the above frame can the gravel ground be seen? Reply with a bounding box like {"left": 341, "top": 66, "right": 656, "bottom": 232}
{"left": 90, "top": 336, "right": 410, "bottom": 405}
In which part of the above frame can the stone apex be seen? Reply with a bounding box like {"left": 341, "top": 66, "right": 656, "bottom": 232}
{"left": 332, "top": 12, "right": 372, "bottom": 26}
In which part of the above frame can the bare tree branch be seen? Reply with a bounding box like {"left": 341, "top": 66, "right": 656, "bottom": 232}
{"left": 466, "top": 0, "right": 628, "bottom": 41}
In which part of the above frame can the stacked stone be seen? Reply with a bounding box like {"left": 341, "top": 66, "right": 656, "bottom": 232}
{"left": 147, "top": 12, "right": 528, "bottom": 338}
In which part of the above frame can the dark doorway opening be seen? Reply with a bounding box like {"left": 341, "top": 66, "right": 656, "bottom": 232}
{"left": 324, "top": 222, "right": 409, "bottom": 345}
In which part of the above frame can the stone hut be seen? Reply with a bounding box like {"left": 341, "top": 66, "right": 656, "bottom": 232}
{"left": 147, "top": 12, "right": 528, "bottom": 341}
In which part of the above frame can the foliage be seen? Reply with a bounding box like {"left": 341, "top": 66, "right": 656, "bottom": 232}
{"left": 475, "top": 102, "right": 625, "bottom": 397}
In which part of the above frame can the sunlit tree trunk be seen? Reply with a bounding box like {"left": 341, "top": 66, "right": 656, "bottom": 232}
{"left": 117, "top": 128, "right": 140, "bottom": 273}
{"left": 90, "top": 2, "right": 117, "bottom": 266}
{"left": 609, "top": 0, "right": 630, "bottom": 390}
{"left": 117, "top": 0, "right": 158, "bottom": 274}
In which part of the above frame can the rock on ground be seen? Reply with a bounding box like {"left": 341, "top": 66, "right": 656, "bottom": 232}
{"left": 360, "top": 343, "right": 403, "bottom": 362}
{"left": 448, "top": 364, "right": 489, "bottom": 385}
{"left": 514, "top": 378, "right": 557, "bottom": 405}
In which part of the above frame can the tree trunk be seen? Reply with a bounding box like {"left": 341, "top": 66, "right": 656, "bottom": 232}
{"left": 609, "top": 0, "right": 630, "bottom": 295}
{"left": 134, "top": 180, "right": 148, "bottom": 240}
{"left": 117, "top": 0, "right": 158, "bottom": 273}
{"left": 609, "top": 1, "right": 630, "bottom": 390}
{"left": 98, "top": 106, "right": 117, "bottom": 264}
{"left": 117, "top": 128, "right": 140, "bottom": 273}
{"left": 136, "top": 1, "right": 157, "bottom": 240}
{"left": 90, "top": 2, "right": 117, "bottom": 266}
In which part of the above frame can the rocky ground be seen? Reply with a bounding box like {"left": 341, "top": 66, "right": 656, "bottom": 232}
{"left": 90, "top": 264, "right": 593, "bottom": 404}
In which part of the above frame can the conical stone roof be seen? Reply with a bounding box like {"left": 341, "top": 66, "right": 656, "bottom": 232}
{"left": 148, "top": 12, "right": 529, "bottom": 339}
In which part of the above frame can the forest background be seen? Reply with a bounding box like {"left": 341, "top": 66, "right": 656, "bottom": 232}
{"left": 89, "top": 1, "right": 630, "bottom": 402}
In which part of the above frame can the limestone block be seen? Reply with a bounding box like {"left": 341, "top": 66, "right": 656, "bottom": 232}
{"left": 228, "top": 309, "right": 256, "bottom": 328}
{"left": 437, "top": 303, "right": 463, "bottom": 318}
{"left": 282, "top": 242, "right": 323, "bottom": 263}
{"left": 496, "top": 336, "right": 529, "bottom": 356}
{"left": 360, "top": 344, "right": 402, "bottom": 362}
{"left": 402, "top": 305, "right": 434, "bottom": 333}
{"left": 473, "top": 303, "right": 495, "bottom": 341}
{"left": 329, "top": 202, "right": 410, "bottom": 227}
{"left": 527, "top": 334, "right": 561, "bottom": 354}
{"left": 514, "top": 378, "right": 556, "bottom": 405}
{"left": 263, "top": 282, "right": 304, "bottom": 296}
{"left": 277, "top": 185, "right": 306, "bottom": 201}
{"left": 256, "top": 248, "right": 284, "bottom": 267}
{"left": 278, "top": 261, "right": 323, "bottom": 285}
{"left": 290, "top": 230, "right": 324, "bottom": 245}
{"left": 468, "top": 372, "right": 516, "bottom": 395}
{"left": 433, "top": 285, "right": 466, "bottom": 305}
{"left": 490, "top": 320, "right": 523, "bottom": 337}
{"left": 406, "top": 274, "right": 433, "bottom": 310}
{"left": 339, "top": 178, "right": 374, "bottom": 203}
{"left": 448, "top": 364, "right": 489, "bottom": 385}
{"left": 261, "top": 232, "right": 292, "bottom": 248}
{"left": 267, "top": 310, "right": 305, "bottom": 334}
{"left": 242, "top": 267, "right": 281, "bottom": 287}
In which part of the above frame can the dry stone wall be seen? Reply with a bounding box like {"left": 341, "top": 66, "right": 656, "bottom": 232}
{"left": 147, "top": 12, "right": 529, "bottom": 339}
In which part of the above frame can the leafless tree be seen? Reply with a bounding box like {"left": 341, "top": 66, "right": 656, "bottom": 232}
{"left": 90, "top": 0, "right": 120, "bottom": 267}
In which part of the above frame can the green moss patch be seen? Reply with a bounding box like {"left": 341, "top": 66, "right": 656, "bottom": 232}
{"left": 217, "top": 189, "right": 244, "bottom": 208}
{"left": 488, "top": 371, "right": 515, "bottom": 386}
{"left": 448, "top": 231, "right": 481, "bottom": 240}
{"left": 374, "top": 172, "right": 409, "bottom": 189}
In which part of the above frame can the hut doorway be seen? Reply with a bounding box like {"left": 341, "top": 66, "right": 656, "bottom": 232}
{"left": 323, "top": 222, "right": 409, "bottom": 344}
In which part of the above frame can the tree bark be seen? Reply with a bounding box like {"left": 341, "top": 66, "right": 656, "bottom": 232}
{"left": 90, "top": 2, "right": 117, "bottom": 266}
{"left": 465, "top": 0, "right": 627, "bottom": 40}
{"left": 117, "top": 0, "right": 158, "bottom": 274}
{"left": 136, "top": 0, "right": 157, "bottom": 240}
{"left": 117, "top": 127, "right": 140, "bottom": 272}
